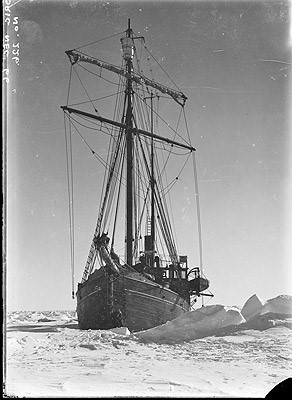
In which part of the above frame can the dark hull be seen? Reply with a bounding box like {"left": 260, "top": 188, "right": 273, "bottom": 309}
{"left": 76, "top": 270, "right": 190, "bottom": 332}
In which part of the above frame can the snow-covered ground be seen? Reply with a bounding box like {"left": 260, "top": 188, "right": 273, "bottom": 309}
{"left": 5, "top": 294, "right": 292, "bottom": 397}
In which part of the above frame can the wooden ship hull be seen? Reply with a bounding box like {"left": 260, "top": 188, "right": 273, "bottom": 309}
{"left": 76, "top": 269, "right": 189, "bottom": 332}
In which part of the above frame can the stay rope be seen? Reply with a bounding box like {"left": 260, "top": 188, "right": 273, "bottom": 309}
{"left": 182, "top": 109, "right": 204, "bottom": 274}
{"left": 72, "top": 65, "right": 99, "bottom": 114}
{"left": 134, "top": 32, "right": 182, "bottom": 93}
{"left": 63, "top": 113, "right": 75, "bottom": 299}
{"left": 74, "top": 31, "right": 125, "bottom": 50}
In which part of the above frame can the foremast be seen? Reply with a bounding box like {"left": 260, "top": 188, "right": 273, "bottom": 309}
{"left": 123, "top": 19, "right": 134, "bottom": 267}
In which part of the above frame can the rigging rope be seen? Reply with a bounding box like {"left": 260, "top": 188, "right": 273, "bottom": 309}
{"left": 161, "top": 152, "right": 192, "bottom": 197}
{"left": 63, "top": 114, "right": 75, "bottom": 299}
{"left": 158, "top": 106, "right": 184, "bottom": 181}
{"left": 192, "top": 152, "right": 204, "bottom": 272}
{"left": 135, "top": 133, "right": 179, "bottom": 265}
{"left": 182, "top": 108, "right": 204, "bottom": 303}
{"left": 111, "top": 139, "right": 126, "bottom": 249}
{"left": 72, "top": 65, "right": 99, "bottom": 114}
{"left": 78, "top": 63, "right": 122, "bottom": 87}
{"left": 74, "top": 31, "right": 125, "bottom": 50}
{"left": 68, "top": 90, "right": 124, "bottom": 108}
{"left": 66, "top": 113, "right": 111, "bottom": 135}
{"left": 64, "top": 116, "right": 112, "bottom": 170}
{"left": 66, "top": 65, "right": 73, "bottom": 106}
{"left": 97, "top": 79, "right": 126, "bottom": 231}
{"left": 131, "top": 86, "right": 191, "bottom": 266}
{"left": 134, "top": 33, "right": 182, "bottom": 93}
{"left": 134, "top": 90, "right": 190, "bottom": 148}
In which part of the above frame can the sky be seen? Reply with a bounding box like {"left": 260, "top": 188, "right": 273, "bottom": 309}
{"left": 5, "top": 0, "right": 292, "bottom": 311}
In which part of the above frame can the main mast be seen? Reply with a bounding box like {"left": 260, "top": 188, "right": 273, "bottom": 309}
{"left": 61, "top": 20, "right": 196, "bottom": 279}
{"left": 122, "top": 19, "right": 134, "bottom": 267}
{"left": 150, "top": 93, "right": 155, "bottom": 267}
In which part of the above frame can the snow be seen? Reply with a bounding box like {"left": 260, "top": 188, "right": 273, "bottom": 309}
{"left": 5, "top": 294, "right": 292, "bottom": 397}
{"left": 134, "top": 305, "right": 245, "bottom": 343}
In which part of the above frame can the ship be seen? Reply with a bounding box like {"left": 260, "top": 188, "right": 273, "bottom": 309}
{"left": 61, "top": 19, "right": 213, "bottom": 332}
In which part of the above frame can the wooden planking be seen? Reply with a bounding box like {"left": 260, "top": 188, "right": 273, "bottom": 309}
{"left": 122, "top": 289, "right": 185, "bottom": 331}
{"left": 76, "top": 270, "right": 189, "bottom": 331}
